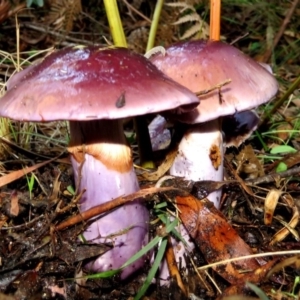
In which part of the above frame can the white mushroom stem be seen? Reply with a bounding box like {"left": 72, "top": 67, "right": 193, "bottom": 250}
{"left": 157, "top": 120, "right": 224, "bottom": 285}
{"left": 170, "top": 119, "right": 224, "bottom": 207}
{"left": 68, "top": 119, "right": 149, "bottom": 279}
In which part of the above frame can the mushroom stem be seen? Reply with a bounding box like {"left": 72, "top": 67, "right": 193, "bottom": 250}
{"left": 170, "top": 119, "right": 223, "bottom": 207}
{"left": 68, "top": 119, "right": 149, "bottom": 279}
{"left": 157, "top": 120, "right": 223, "bottom": 285}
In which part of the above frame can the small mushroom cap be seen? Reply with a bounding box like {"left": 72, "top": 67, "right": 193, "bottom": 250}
{"left": 150, "top": 40, "right": 278, "bottom": 123}
{"left": 0, "top": 46, "right": 199, "bottom": 122}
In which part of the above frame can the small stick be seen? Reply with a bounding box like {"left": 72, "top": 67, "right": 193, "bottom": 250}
{"left": 246, "top": 165, "right": 300, "bottom": 186}
{"left": 195, "top": 79, "right": 231, "bottom": 97}
{"left": 55, "top": 187, "right": 182, "bottom": 231}
{"left": 121, "top": 0, "right": 151, "bottom": 23}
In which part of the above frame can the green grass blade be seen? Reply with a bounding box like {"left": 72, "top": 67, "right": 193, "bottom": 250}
{"left": 146, "top": 0, "right": 164, "bottom": 51}
{"left": 134, "top": 237, "right": 168, "bottom": 300}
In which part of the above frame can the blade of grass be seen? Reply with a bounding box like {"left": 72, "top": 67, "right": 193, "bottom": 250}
{"left": 82, "top": 219, "right": 178, "bottom": 283}
{"left": 134, "top": 238, "right": 167, "bottom": 300}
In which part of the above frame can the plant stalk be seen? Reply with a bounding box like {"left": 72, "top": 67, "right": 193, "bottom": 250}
{"left": 103, "top": 0, "right": 127, "bottom": 47}
{"left": 210, "top": 0, "right": 221, "bottom": 40}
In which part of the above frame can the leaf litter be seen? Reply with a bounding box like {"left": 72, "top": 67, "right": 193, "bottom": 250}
{"left": 1, "top": 1, "right": 300, "bottom": 299}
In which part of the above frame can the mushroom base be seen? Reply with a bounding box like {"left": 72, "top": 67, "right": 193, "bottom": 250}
{"left": 69, "top": 120, "right": 149, "bottom": 279}
{"left": 170, "top": 120, "right": 224, "bottom": 207}
{"left": 159, "top": 120, "right": 224, "bottom": 286}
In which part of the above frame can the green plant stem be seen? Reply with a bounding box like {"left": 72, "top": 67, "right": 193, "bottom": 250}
{"left": 146, "top": 0, "right": 164, "bottom": 51}
{"left": 103, "top": 0, "right": 127, "bottom": 47}
{"left": 255, "top": 130, "right": 269, "bottom": 152}
{"left": 260, "top": 74, "right": 300, "bottom": 127}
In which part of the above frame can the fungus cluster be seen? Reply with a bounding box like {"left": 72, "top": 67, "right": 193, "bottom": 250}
{"left": 149, "top": 39, "right": 278, "bottom": 284}
{"left": 0, "top": 46, "right": 199, "bottom": 278}
{"left": 0, "top": 41, "right": 278, "bottom": 284}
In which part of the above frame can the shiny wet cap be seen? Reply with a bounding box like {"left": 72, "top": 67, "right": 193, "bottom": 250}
{"left": 0, "top": 46, "right": 199, "bottom": 122}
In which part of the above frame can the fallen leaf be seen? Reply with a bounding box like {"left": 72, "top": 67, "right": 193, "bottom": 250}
{"left": 269, "top": 193, "right": 299, "bottom": 245}
{"left": 235, "top": 144, "right": 264, "bottom": 178}
{"left": 139, "top": 147, "right": 177, "bottom": 181}
{"left": 264, "top": 189, "right": 282, "bottom": 225}
{"left": 0, "top": 157, "right": 59, "bottom": 188}
{"left": 276, "top": 123, "right": 293, "bottom": 141}
{"left": 175, "top": 194, "right": 260, "bottom": 284}
{"left": 10, "top": 190, "right": 19, "bottom": 216}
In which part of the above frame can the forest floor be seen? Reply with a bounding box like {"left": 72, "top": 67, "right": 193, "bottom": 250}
{"left": 0, "top": 1, "right": 300, "bottom": 299}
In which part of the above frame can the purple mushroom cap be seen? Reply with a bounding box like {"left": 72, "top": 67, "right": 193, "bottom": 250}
{"left": 151, "top": 40, "right": 278, "bottom": 123}
{"left": 1, "top": 46, "right": 199, "bottom": 122}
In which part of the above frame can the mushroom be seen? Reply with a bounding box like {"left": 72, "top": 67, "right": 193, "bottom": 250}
{"left": 149, "top": 40, "right": 278, "bottom": 285}
{"left": 0, "top": 46, "right": 200, "bottom": 279}
{"left": 150, "top": 40, "right": 278, "bottom": 207}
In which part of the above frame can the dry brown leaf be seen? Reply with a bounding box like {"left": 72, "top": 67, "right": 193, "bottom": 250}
{"left": 139, "top": 147, "right": 177, "bottom": 181}
{"left": 269, "top": 193, "right": 299, "bottom": 245}
{"left": 0, "top": 157, "right": 58, "bottom": 188}
{"left": 49, "top": 171, "right": 61, "bottom": 203}
{"left": 276, "top": 123, "right": 293, "bottom": 141}
{"left": 267, "top": 255, "right": 300, "bottom": 277}
{"left": 0, "top": 214, "right": 8, "bottom": 229}
{"left": 10, "top": 190, "right": 19, "bottom": 216}
{"left": 165, "top": 236, "right": 187, "bottom": 296}
{"left": 0, "top": 0, "right": 10, "bottom": 24}
{"left": 235, "top": 144, "right": 264, "bottom": 178}
{"left": 264, "top": 189, "right": 281, "bottom": 225}
{"left": 219, "top": 259, "right": 278, "bottom": 298}
{"left": 175, "top": 194, "right": 260, "bottom": 284}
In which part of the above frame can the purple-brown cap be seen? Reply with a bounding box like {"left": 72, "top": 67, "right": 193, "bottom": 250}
{"left": 150, "top": 40, "right": 278, "bottom": 123}
{"left": 0, "top": 46, "right": 200, "bottom": 122}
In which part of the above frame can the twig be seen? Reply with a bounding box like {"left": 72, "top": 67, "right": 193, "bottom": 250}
{"left": 246, "top": 165, "right": 300, "bottom": 186}
{"left": 262, "top": 0, "right": 300, "bottom": 63}
{"left": 230, "top": 32, "right": 249, "bottom": 45}
{"left": 0, "top": 215, "right": 44, "bottom": 230}
{"left": 195, "top": 79, "right": 231, "bottom": 96}
{"left": 121, "top": 0, "right": 151, "bottom": 23}
{"left": 20, "top": 23, "right": 97, "bottom": 45}
{"left": 55, "top": 187, "right": 183, "bottom": 231}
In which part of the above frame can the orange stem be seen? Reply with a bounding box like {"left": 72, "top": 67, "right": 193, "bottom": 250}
{"left": 210, "top": 0, "right": 221, "bottom": 40}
